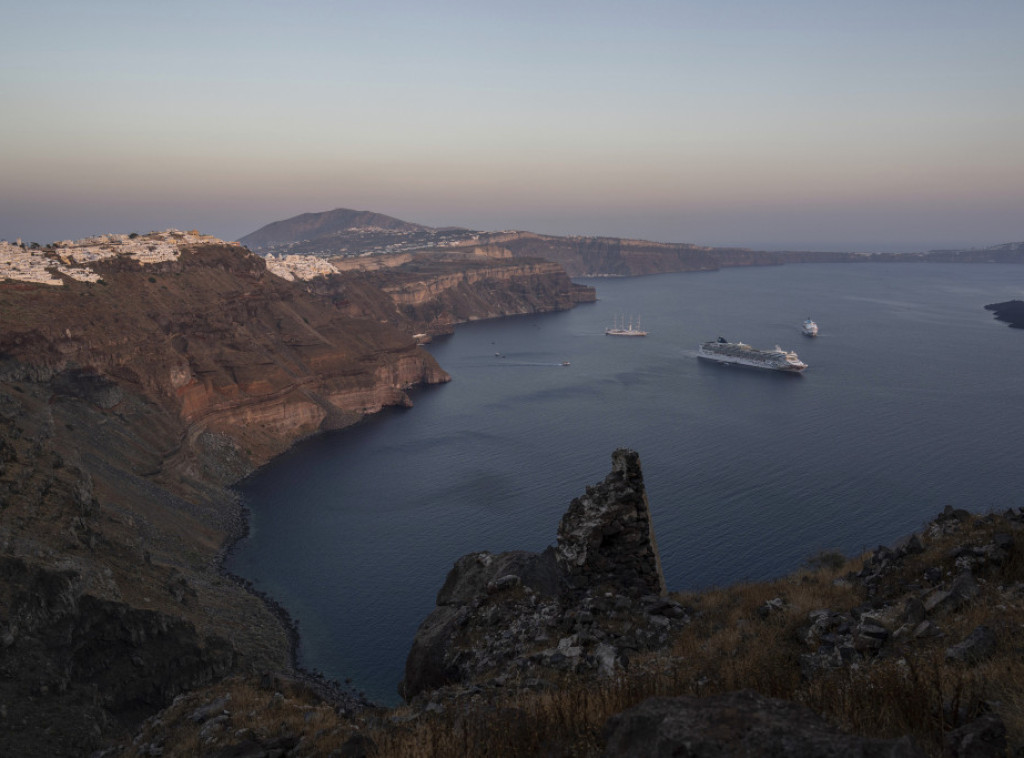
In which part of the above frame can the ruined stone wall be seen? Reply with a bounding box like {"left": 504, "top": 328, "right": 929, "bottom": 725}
{"left": 555, "top": 448, "right": 667, "bottom": 598}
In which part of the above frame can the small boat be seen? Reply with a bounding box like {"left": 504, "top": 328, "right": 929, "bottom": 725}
{"left": 605, "top": 314, "right": 648, "bottom": 337}
{"left": 802, "top": 318, "right": 819, "bottom": 337}
{"left": 561, "top": 361, "right": 571, "bottom": 366}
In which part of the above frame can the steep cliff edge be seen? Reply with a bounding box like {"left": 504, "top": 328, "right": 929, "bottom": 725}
{"left": 444, "top": 231, "right": 868, "bottom": 277}
{"left": 0, "top": 235, "right": 593, "bottom": 755}
{"left": 324, "top": 252, "right": 595, "bottom": 335}
{"left": 454, "top": 232, "right": 1024, "bottom": 277}
{"left": 1, "top": 242, "right": 450, "bottom": 469}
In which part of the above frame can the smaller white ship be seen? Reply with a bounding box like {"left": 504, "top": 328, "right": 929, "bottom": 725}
{"left": 802, "top": 318, "right": 819, "bottom": 337}
{"left": 605, "top": 314, "right": 648, "bottom": 337}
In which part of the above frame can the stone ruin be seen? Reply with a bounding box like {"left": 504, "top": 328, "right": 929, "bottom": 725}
{"left": 400, "top": 448, "right": 685, "bottom": 701}
{"left": 556, "top": 448, "right": 667, "bottom": 598}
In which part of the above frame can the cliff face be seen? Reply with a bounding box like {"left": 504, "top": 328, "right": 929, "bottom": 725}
{"left": 1, "top": 243, "right": 449, "bottom": 469}
{"left": 453, "top": 232, "right": 871, "bottom": 277}
{"left": 0, "top": 238, "right": 594, "bottom": 755}
{"left": 299, "top": 251, "right": 595, "bottom": 337}
{"left": 362, "top": 255, "right": 595, "bottom": 331}
{"left": 465, "top": 231, "right": 1024, "bottom": 277}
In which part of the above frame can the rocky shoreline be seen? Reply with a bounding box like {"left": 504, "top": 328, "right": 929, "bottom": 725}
{"left": 217, "top": 493, "right": 373, "bottom": 711}
{"left": 984, "top": 299, "right": 1024, "bottom": 329}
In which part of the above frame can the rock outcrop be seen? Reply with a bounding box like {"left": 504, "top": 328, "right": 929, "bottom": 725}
{"left": 984, "top": 299, "right": 1024, "bottom": 329}
{"left": 796, "top": 505, "right": 1021, "bottom": 684}
{"left": 0, "top": 556, "right": 235, "bottom": 754}
{"left": 400, "top": 449, "right": 687, "bottom": 702}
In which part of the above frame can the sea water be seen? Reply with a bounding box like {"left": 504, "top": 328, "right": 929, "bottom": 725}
{"left": 226, "top": 262, "right": 1024, "bottom": 705}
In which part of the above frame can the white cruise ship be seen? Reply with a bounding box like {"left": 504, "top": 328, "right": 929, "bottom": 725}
{"left": 698, "top": 337, "right": 807, "bottom": 372}
{"left": 802, "top": 318, "right": 819, "bottom": 337}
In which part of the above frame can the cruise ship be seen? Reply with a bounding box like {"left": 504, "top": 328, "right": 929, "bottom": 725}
{"left": 698, "top": 337, "right": 807, "bottom": 372}
{"left": 802, "top": 318, "right": 819, "bottom": 337}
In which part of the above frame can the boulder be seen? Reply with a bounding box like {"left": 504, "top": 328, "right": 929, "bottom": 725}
{"left": 945, "top": 625, "right": 997, "bottom": 665}
{"left": 945, "top": 713, "right": 1007, "bottom": 758}
{"left": 397, "top": 605, "right": 468, "bottom": 700}
{"left": 436, "top": 548, "right": 562, "bottom": 606}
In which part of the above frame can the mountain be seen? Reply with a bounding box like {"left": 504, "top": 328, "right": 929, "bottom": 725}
{"left": 929, "top": 241, "right": 1024, "bottom": 255}
{"left": 237, "top": 209, "right": 866, "bottom": 274}
{"left": 238, "top": 208, "right": 453, "bottom": 252}
{"left": 240, "top": 209, "right": 1024, "bottom": 277}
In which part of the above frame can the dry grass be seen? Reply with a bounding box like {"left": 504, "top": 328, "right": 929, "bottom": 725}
{"left": 123, "top": 677, "right": 367, "bottom": 757}
{"left": 368, "top": 518, "right": 1024, "bottom": 758}
{"left": 129, "top": 514, "right": 1024, "bottom": 757}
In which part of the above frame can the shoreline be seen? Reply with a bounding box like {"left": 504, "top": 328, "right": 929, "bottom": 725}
{"left": 218, "top": 482, "right": 379, "bottom": 710}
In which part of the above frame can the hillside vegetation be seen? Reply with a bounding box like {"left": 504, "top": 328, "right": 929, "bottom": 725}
{"left": 123, "top": 505, "right": 1023, "bottom": 756}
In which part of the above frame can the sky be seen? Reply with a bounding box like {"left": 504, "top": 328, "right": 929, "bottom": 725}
{"left": 2, "top": 0, "right": 1022, "bottom": 252}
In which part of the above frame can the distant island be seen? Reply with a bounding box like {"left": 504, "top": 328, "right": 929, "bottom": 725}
{"left": 985, "top": 299, "right": 1024, "bottom": 329}
{"left": 238, "top": 206, "right": 1024, "bottom": 278}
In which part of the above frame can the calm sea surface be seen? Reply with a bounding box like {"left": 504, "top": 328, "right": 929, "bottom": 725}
{"left": 226, "top": 263, "right": 1024, "bottom": 705}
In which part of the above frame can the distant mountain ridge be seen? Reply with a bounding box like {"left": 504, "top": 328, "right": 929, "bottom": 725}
{"left": 238, "top": 208, "right": 446, "bottom": 250}
{"left": 238, "top": 207, "right": 1024, "bottom": 276}
{"left": 930, "top": 241, "right": 1024, "bottom": 253}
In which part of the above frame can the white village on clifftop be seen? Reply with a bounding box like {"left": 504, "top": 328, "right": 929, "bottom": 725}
{"left": 0, "top": 230, "right": 340, "bottom": 286}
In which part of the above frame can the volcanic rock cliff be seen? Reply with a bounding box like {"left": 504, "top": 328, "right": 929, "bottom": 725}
{"left": 475, "top": 232, "right": 1024, "bottom": 276}
{"left": 437, "top": 231, "right": 875, "bottom": 277}
{"left": 0, "top": 234, "right": 594, "bottom": 756}
{"left": 321, "top": 252, "right": 595, "bottom": 334}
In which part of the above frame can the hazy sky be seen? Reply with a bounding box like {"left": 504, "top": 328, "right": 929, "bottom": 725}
{"left": 2, "top": 0, "right": 1022, "bottom": 251}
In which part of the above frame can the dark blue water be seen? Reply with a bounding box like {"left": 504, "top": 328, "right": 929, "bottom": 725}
{"left": 226, "top": 263, "right": 1024, "bottom": 705}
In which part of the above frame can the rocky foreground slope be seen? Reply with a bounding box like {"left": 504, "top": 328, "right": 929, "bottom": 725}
{"left": 122, "top": 449, "right": 1023, "bottom": 757}
{"left": 0, "top": 232, "right": 594, "bottom": 756}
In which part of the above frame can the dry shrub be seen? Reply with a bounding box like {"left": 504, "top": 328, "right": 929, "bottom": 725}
{"left": 800, "top": 653, "right": 987, "bottom": 755}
